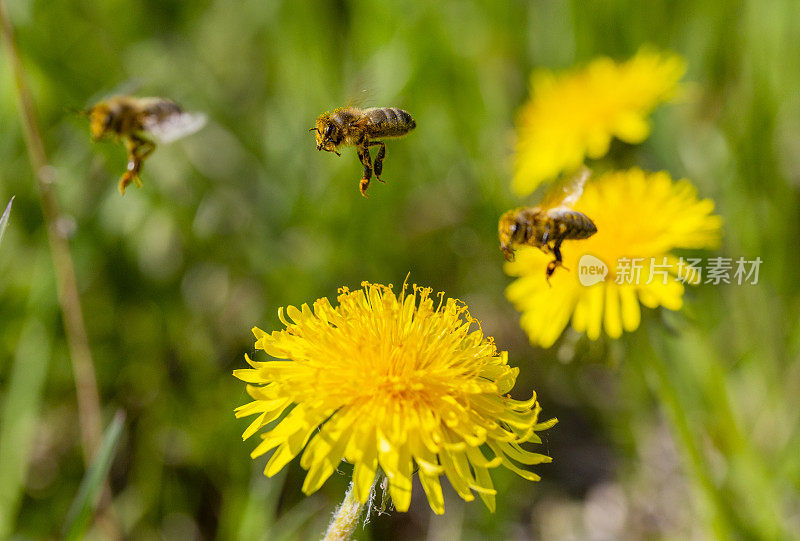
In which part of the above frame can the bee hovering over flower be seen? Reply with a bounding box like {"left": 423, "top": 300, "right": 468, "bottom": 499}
{"left": 311, "top": 106, "right": 416, "bottom": 196}
{"left": 499, "top": 167, "right": 597, "bottom": 282}
{"left": 87, "top": 96, "right": 206, "bottom": 194}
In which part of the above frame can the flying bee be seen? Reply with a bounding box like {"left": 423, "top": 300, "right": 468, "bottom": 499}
{"left": 87, "top": 96, "right": 206, "bottom": 194}
{"left": 311, "top": 106, "right": 416, "bottom": 196}
{"left": 499, "top": 167, "right": 597, "bottom": 282}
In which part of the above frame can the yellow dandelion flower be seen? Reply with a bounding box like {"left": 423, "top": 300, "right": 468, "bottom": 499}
{"left": 234, "top": 282, "right": 556, "bottom": 515}
{"left": 505, "top": 168, "right": 721, "bottom": 347}
{"left": 513, "top": 48, "right": 686, "bottom": 196}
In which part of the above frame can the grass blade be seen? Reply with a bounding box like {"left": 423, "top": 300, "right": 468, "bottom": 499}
{"left": 0, "top": 316, "right": 51, "bottom": 538}
{"left": 62, "top": 411, "right": 126, "bottom": 541}
{"left": 0, "top": 196, "right": 13, "bottom": 247}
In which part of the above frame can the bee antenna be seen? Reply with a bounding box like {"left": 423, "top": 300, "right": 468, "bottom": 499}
{"left": 309, "top": 127, "right": 317, "bottom": 132}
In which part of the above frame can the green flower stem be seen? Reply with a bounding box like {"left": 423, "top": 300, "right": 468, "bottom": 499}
{"left": 631, "top": 326, "right": 733, "bottom": 540}
{"left": 672, "top": 329, "right": 787, "bottom": 540}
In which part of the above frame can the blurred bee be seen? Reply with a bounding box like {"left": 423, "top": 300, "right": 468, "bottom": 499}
{"left": 499, "top": 167, "right": 597, "bottom": 281}
{"left": 87, "top": 96, "right": 206, "bottom": 194}
{"left": 311, "top": 106, "right": 416, "bottom": 196}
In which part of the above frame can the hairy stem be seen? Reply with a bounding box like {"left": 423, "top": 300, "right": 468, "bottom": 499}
{"left": 322, "top": 482, "right": 367, "bottom": 541}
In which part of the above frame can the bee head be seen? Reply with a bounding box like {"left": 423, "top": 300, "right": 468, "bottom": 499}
{"left": 498, "top": 209, "right": 524, "bottom": 261}
{"left": 312, "top": 112, "right": 343, "bottom": 153}
{"left": 88, "top": 103, "right": 114, "bottom": 140}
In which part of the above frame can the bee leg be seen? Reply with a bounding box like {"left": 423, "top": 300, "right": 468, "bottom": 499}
{"left": 367, "top": 140, "right": 386, "bottom": 182}
{"left": 545, "top": 240, "right": 566, "bottom": 283}
{"left": 131, "top": 135, "right": 156, "bottom": 165}
{"left": 554, "top": 241, "right": 570, "bottom": 271}
{"left": 357, "top": 144, "right": 373, "bottom": 197}
{"left": 120, "top": 135, "right": 155, "bottom": 194}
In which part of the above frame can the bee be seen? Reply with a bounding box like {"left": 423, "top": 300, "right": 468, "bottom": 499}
{"left": 499, "top": 168, "right": 597, "bottom": 281}
{"left": 87, "top": 96, "right": 206, "bottom": 194}
{"left": 311, "top": 106, "right": 416, "bottom": 196}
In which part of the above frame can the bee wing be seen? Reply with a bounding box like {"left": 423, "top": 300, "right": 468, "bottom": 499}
{"left": 344, "top": 91, "right": 372, "bottom": 109}
{"left": 541, "top": 166, "right": 591, "bottom": 208}
{"left": 343, "top": 71, "right": 376, "bottom": 108}
{"left": 144, "top": 111, "right": 207, "bottom": 143}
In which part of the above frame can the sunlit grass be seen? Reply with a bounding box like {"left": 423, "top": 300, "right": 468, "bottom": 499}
{"left": 0, "top": 197, "right": 12, "bottom": 248}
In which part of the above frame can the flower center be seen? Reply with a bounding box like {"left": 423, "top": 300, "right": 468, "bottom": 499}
{"left": 374, "top": 373, "right": 425, "bottom": 396}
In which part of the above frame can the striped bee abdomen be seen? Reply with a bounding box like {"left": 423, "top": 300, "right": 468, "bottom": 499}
{"left": 551, "top": 209, "right": 597, "bottom": 239}
{"left": 364, "top": 107, "right": 416, "bottom": 138}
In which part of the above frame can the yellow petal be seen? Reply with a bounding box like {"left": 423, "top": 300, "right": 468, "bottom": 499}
{"left": 252, "top": 327, "right": 266, "bottom": 340}
{"left": 614, "top": 111, "right": 650, "bottom": 143}
{"left": 585, "top": 130, "right": 611, "bottom": 158}
{"left": 301, "top": 419, "right": 355, "bottom": 495}
{"left": 619, "top": 286, "right": 641, "bottom": 332}
{"left": 497, "top": 441, "right": 553, "bottom": 465}
{"left": 473, "top": 465, "right": 497, "bottom": 512}
{"left": 440, "top": 449, "right": 475, "bottom": 501}
{"left": 385, "top": 440, "right": 413, "bottom": 512}
{"left": 264, "top": 422, "right": 316, "bottom": 477}
{"left": 232, "top": 368, "right": 262, "bottom": 383}
{"left": 603, "top": 283, "right": 623, "bottom": 339}
{"left": 498, "top": 455, "right": 542, "bottom": 482}
{"left": 419, "top": 470, "right": 445, "bottom": 515}
{"left": 353, "top": 459, "right": 378, "bottom": 504}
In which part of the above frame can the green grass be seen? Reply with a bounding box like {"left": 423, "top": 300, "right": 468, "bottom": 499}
{"left": 0, "top": 197, "right": 12, "bottom": 248}
{"left": 62, "top": 411, "right": 125, "bottom": 541}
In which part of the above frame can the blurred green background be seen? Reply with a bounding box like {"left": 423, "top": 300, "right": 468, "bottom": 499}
{"left": 1, "top": 0, "right": 799, "bottom": 539}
